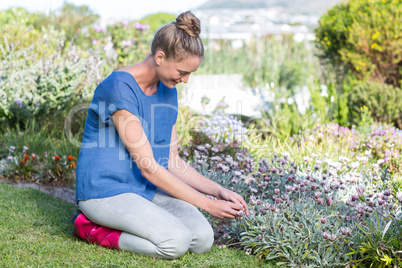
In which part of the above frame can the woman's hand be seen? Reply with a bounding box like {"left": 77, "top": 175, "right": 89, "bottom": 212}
{"left": 217, "top": 187, "right": 249, "bottom": 217}
{"left": 205, "top": 199, "right": 245, "bottom": 219}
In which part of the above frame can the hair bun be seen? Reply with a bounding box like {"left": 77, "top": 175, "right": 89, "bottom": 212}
{"left": 175, "top": 11, "right": 201, "bottom": 37}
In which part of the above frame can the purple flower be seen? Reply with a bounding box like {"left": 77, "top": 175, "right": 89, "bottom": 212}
{"left": 121, "top": 40, "right": 133, "bottom": 46}
{"left": 92, "top": 39, "right": 98, "bottom": 45}
{"left": 14, "top": 100, "right": 22, "bottom": 107}
{"left": 320, "top": 217, "right": 327, "bottom": 224}
{"left": 132, "top": 22, "right": 150, "bottom": 30}
{"left": 326, "top": 197, "right": 333, "bottom": 206}
{"left": 317, "top": 198, "right": 324, "bottom": 205}
{"left": 383, "top": 189, "right": 391, "bottom": 196}
{"left": 93, "top": 26, "right": 105, "bottom": 32}
{"left": 274, "top": 189, "right": 280, "bottom": 195}
{"left": 314, "top": 192, "right": 322, "bottom": 199}
{"left": 329, "top": 234, "right": 336, "bottom": 242}
{"left": 285, "top": 185, "right": 293, "bottom": 192}
{"left": 322, "top": 232, "right": 329, "bottom": 239}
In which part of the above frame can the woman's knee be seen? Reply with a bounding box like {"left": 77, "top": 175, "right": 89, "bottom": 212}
{"left": 189, "top": 221, "right": 214, "bottom": 254}
{"left": 156, "top": 227, "right": 193, "bottom": 259}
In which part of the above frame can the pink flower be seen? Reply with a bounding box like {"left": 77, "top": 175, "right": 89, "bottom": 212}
{"left": 326, "top": 197, "right": 333, "bottom": 206}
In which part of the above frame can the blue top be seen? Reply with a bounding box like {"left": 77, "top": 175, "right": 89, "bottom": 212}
{"left": 75, "top": 71, "right": 178, "bottom": 204}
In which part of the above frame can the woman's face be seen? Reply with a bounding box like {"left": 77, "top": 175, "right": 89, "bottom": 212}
{"left": 156, "top": 53, "right": 202, "bottom": 89}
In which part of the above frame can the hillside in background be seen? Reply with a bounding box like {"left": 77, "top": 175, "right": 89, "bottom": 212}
{"left": 197, "top": 0, "right": 343, "bottom": 15}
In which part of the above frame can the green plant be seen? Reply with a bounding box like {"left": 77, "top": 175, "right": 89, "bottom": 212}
{"left": 0, "top": 30, "right": 103, "bottom": 129}
{"left": 315, "top": 0, "right": 402, "bottom": 88}
{"left": 347, "top": 211, "right": 402, "bottom": 267}
{"left": 347, "top": 81, "right": 402, "bottom": 129}
{"left": 0, "top": 119, "right": 78, "bottom": 185}
{"left": 89, "top": 19, "right": 152, "bottom": 70}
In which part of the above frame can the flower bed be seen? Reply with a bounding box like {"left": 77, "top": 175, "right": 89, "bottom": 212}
{"left": 179, "top": 120, "right": 402, "bottom": 267}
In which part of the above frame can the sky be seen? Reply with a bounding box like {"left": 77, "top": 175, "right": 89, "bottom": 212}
{"left": 0, "top": 0, "right": 208, "bottom": 20}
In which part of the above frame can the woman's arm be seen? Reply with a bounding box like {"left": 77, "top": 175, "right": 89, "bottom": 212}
{"left": 169, "top": 124, "right": 249, "bottom": 216}
{"left": 112, "top": 109, "right": 244, "bottom": 219}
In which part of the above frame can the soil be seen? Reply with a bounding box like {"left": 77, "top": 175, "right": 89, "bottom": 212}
{"left": 1, "top": 179, "right": 75, "bottom": 204}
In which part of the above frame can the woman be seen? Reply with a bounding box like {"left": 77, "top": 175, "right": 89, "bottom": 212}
{"left": 71, "top": 11, "right": 249, "bottom": 259}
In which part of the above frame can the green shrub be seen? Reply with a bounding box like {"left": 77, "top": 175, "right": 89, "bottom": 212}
{"left": 0, "top": 29, "right": 103, "bottom": 129}
{"left": 0, "top": 8, "right": 59, "bottom": 56}
{"left": 315, "top": 0, "right": 402, "bottom": 88}
{"left": 347, "top": 81, "right": 402, "bottom": 129}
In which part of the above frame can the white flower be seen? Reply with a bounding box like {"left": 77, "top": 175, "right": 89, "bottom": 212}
{"left": 311, "top": 153, "right": 318, "bottom": 158}
{"left": 303, "top": 156, "right": 310, "bottom": 162}
{"left": 23, "top": 146, "right": 29, "bottom": 152}
{"left": 377, "top": 159, "right": 385, "bottom": 165}
{"left": 196, "top": 145, "right": 206, "bottom": 152}
{"left": 7, "top": 156, "right": 13, "bottom": 161}
{"left": 9, "top": 146, "right": 16, "bottom": 151}
{"left": 339, "top": 156, "right": 350, "bottom": 162}
{"left": 372, "top": 163, "right": 379, "bottom": 169}
{"left": 283, "top": 152, "right": 290, "bottom": 159}
{"left": 351, "top": 161, "right": 360, "bottom": 169}
{"left": 364, "top": 150, "right": 371, "bottom": 156}
{"left": 357, "top": 156, "right": 368, "bottom": 163}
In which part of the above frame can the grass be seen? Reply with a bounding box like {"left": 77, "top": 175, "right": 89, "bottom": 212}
{"left": 0, "top": 182, "right": 274, "bottom": 267}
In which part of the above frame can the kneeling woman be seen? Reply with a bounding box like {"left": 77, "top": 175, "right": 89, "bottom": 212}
{"left": 71, "top": 11, "right": 249, "bottom": 259}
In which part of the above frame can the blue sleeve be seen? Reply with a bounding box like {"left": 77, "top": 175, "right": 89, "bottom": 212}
{"left": 92, "top": 79, "right": 140, "bottom": 124}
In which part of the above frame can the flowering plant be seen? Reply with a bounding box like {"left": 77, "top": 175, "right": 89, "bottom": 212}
{"left": 180, "top": 117, "right": 402, "bottom": 267}
{"left": 2, "top": 145, "right": 76, "bottom": 185}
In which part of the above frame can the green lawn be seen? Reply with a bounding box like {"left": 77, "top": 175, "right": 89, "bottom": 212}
{"left": 0, "top": 182, "right": 274, "bottom": 267}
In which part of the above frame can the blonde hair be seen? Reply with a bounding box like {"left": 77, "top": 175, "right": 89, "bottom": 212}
{"left": 151, "top": 11, "right": 204, "bottom": 61}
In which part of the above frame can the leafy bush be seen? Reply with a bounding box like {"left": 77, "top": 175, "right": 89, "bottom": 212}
{"left": 347, "top": 211, "right": 402, "bottom": 267}
{"left": 89, "top": 20, "right": 153, "bottom": 70}
{"left": 181, "top": 137, "right": 402, "bottom": 267}
{"left": 347, "top": 80, "right": 402, "bottom": 129}
{"left": 0, "top": 4, "right": 99, "bottom": 50}
{"left": 315, "top": 0, "right": 402, "bottom": 88}
{"left": 0, "top": 29, "right": 103, "bottom": 128}
{"left": 0, "top": 8, "right": 61, "bottom": 56}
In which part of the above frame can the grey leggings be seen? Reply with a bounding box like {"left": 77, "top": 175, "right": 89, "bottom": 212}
{"left": 78, "top": 190, "right": 214, "bottom": 259}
